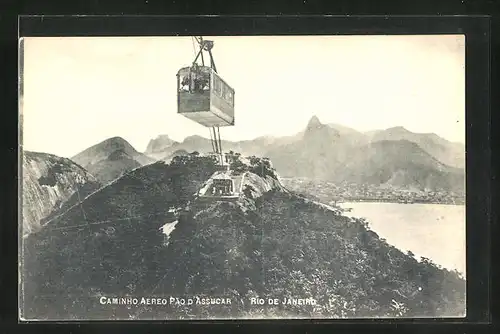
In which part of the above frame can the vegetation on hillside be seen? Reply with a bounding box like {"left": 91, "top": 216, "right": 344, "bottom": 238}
{"left": 149, "top": 189, "right": 465, "bottom": 319}
{"left": 226, "top": 151, "right": 278, "bottom": 180}
{"left": 22, "top": 154, "right": 218, "bottom": 320}
{"left": 22, "top": 154, "right": 465, "bottom": 320}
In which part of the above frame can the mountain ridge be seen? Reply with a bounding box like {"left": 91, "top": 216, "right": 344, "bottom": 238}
{"left": 261, "top": 117, "right": 463, "bottom": 192}
{"left": 337, "top": 140, "right": 464, "bottom": 192}
{"left": 368, "top": 126, "right": 464, "bottom": 169}
{"left": 145, "top": 116, "right": 464, "bottom": 169}
{"left": 65, "top": 117, "right": 464, "bottom": 192}
{"left": 139, "top": 116, "right": 464, "bottom": 192}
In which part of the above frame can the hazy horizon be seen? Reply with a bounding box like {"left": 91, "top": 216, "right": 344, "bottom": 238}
{"left": 21, "top": 35, "right": 465, "bottom": 158}
{"left": 20, "top": 118, "right": 464, "bottom": 158}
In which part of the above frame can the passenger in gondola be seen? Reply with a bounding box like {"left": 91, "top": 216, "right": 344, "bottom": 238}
{"left": 193, "top": 76, "right": 208, "bottom": 93}
{"left": 193, "top": 78, "right": 201, "bottom": 92}
{"left": 201, "top": 79, "right": 209, "bottom": 91}
{"left": 181, "top": 75, "right": 190, "bottom": 91}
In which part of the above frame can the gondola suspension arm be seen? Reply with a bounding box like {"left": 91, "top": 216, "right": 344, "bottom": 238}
{"left": 192, "top": 36, "right": 224, "bottom": 163}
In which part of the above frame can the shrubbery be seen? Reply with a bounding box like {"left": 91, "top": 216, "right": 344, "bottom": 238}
{"left": 22, "top": 155, "right": 218, "bottom": 319}
{"left": 22, "top": 155, "right": 465, "bottom": 320}
{"left": 226, "top": 151, "right": 278, "bottom": 180}
{"left": 152, "top": 189, "right": 465, "bottom": 319}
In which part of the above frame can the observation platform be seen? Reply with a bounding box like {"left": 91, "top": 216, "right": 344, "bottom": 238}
{"left": 197, "top": 170, "right": 247, "bottom": 202}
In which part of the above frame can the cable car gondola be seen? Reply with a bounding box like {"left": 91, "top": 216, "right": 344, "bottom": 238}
{"left": 177, "top": 37, "right": 235, "bottom": 166}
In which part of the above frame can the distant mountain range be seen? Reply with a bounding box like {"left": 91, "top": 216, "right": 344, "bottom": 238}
{"left": 264, "top": 117, "right": 464, "bottom": 192}
{"left": 72, "top": 137, "right": 155, "bottom": 184}
{"left": 145, "top": 116, "right": 464, "bottom": 167}
{"left": 22, "top": 116, "right": 464, "bottom": 233}
{"left": 367, "top": 126, "right": 465, "bottom": 169}
{"left": 141, "top": 116, "right": 464, "bottom": 192}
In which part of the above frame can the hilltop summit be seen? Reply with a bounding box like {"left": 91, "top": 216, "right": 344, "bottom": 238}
{"left": 303, "top": 115, "right": 340, "bottom": 142}
{"left": 73, "top": 137, "right": 137, "bottom": 166}
{"left": 72, "top": 137, "right": 155, "bottom": 183}
{"left": 387, "top": 125, "right": 410, "bottom": 132}
{"left": 306, "top": 115, "right": 323, "bottom": 129}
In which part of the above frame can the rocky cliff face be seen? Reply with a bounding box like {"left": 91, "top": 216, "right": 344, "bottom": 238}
{"left": 21, "top": 151, "right": 101, "bottom": 236}
{"left": 145, "top": 135, "right": 178, "bottom": 160}
{"left": 241, "top": 171, "right": 285, "bottom": 198}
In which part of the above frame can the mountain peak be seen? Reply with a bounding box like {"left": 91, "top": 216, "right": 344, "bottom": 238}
{"left": 146, "top": 134, "right": 176, "bottom": 154}
{"left": 105, "top": 136, "right": 128, "bottom": 143}
{"left": 307, "top": 115, "right": 323, "bottom": 128}
{"left": 71, "top": 136, "right": 148, "bottom": 175}
{"left": 303, "top": 115, "right": 340, "bottom": 145}
{"left": 183, "top": 135, "right": 208, "bottom": 143}
{"left": 72, "top": 136, "right": 136, "bottom": 158}
{"left": 386, "top": 126, "right": 411, "bottom": 133}
{"left": 155, "top": 134, "right": 171, "bottom": 140}
{"left": 99, "top": 136, "right": 136, "bottom": 153}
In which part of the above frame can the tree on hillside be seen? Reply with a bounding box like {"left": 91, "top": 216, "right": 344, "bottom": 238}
{"left": 22, "top": 155, "right": 465, "bottom": 320}
{"left": 148, "top": 189, "right": 465, "bottom": 319}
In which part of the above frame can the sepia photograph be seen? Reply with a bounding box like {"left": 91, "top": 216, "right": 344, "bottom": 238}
{"left": 19, "top": 34, "right": 466, "bottom": 320}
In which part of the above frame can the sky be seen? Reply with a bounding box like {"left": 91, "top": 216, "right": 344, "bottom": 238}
{"left": 21, "top": 35, "right": 465, "bottom": 158}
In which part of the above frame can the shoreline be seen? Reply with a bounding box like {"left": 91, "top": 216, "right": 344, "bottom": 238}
{"left": 336, "top": 200, "right": 465, "bottom": 206}
{"left": 337, "top": 200, "right": 466, "bottom": 276}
